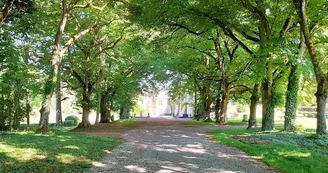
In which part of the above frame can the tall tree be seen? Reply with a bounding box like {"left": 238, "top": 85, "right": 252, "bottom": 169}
{"left": 293, "top": 0, "right": 328, "bottom": 135}
{"left": 38, "top": 0, "right": 108, "bottom": 130}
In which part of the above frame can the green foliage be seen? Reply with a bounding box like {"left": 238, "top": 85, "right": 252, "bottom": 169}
{"left": 63, "top": 120, "right": 74, "bottom": 127}
{"left": 236, "top": 103, "right": 247, "bottom": 113}
{"left": 64, "top": 116, "right": 80, "bottom": 126}
{"left": 0, "top": 130, "right": 121, "bottom": 173}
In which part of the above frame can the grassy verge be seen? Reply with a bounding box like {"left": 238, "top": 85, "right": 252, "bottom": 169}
{"left": 110, "top": 118, "right": 139, "bottom": 127}
{"left": 0, "top": 128, "right": 121, "bottom": 173}
{"left": 187, "top": 118, "right": 247, "bottom": 126}
{"left": 210, "top": 128, "right": 328, "bottom": 173}
{"left": 187, "top": 120, "right": 216, "bottom": 126}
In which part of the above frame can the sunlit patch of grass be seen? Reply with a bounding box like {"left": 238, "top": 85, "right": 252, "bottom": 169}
{"left": 113, "top": 119, "right": 139, "bottom": 127}
{"left": 211, "top": 128, "right": 328, "bottom": 173}
{"left": 0, "top": 129, "right": 121, "bottom": 173}
{"left": 186, "top": 120, "right": 216, "bottom": 126}
{"left": 277, "top": 151, "right": 311, "bottom": 158}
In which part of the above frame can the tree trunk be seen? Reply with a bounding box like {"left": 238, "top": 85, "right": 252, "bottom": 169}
{"left": 215, "top": 97, "right": 221, "bottom": 123}
{"left": 95, "top": 63, "right": 104, "bottom": 124}
{"left": 177, "top": 100, "right": 180, "bottom": 117}
{"left": 78, "top": 91, "right": 91, "bottom": 127}
{"left": 7, "top": 93, "right": 13, "bottom": 131}
{"left": 38, "top": 83, "right": 51, "bottom": 131}
{"left": 26, "top": 88, "right": 30, "bottom": 130}
{"left": 203, "top": 83, "right": 212, "bottom": 121}
{"left": 316, "top": 81, "right": 327, "bottom": 135}
{"left": 219, "top": 82, "right": 230, "bottom": 124}
{"left": 0, "top": 91, "right": 5, "bottom": 130}
{"left": 100, "top": 93, "right": 110, "bottom": 123}
{"left": 38, "top": 1, "right": 69, "bottom": 131}
{"left": 194, "top": 87, "right": 197, "bottom": 117}
{"left": 215, "top": 82, "right": 222, "bottom": 123}
{"left": 284, "top": 32, "right": 305, "bottom": 132}
{"left": 13, "top": 87, "right": 20, "bottom": 130}
{"left": 96, "top": 92, "right": 101, "bottom": 123}
{"left": 247, "top": 83, "right": 260, "bottom": 129}
{"left": 261, "top": 81, "right": 275, "bottom": 131}
{"left": 119, "top": 106, "right": 124, "bottom": 119}
{"left": 109, "top": 99, "right": 114, "bottom": 122}
{"left": 284, "top": 64, "right": 299, "bottom": 132}
{"left": 56, "top": 66, "right": 62, "bottom": 126}
{"left": 79, "top": 71, "right": 92, "bottom": 127}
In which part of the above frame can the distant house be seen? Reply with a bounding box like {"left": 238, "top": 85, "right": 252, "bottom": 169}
{"left": 137, "top": 90, "right": 193, "bottom": 117}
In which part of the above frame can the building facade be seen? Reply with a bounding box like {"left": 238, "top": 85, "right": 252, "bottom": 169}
{"left": 137, "top": 90, "right": 193, "bottom": 117}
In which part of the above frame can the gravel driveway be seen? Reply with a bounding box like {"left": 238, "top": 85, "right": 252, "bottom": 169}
{"left": 88, "top": 123, "right": 278, "bottom": 173}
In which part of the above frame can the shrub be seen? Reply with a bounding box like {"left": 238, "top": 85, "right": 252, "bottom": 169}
{"left": 63, "top": 120, "right": 75, "bottom": 127}
{"left": 64, "top": 116, "right": 80, "bottom": 126}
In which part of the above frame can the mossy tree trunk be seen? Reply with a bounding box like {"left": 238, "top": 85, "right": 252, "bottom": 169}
{"left": 284, "top": 64, "right": 299, "bottom": 132}
{"left": 100, "top": 92, "right": 110, "bottom": 123}
{"left": 284, "top": 32, "right": 305, "bottom": 132}
{"left": 0, "top": 91, "right": 4, "bottom": 129}
{"left": 26, "top": 88, "right": 30, "bottom": 130}
{"left": 38, "top": 78, "right": 53, "bottom": 131}
{"left": 261, "top": 80, "right": 275, "bottom": 131}
{"left": 247, "top": 83, "right": 260, "bottom": 129}
{"left": 214, "top": 96, "right": 221, "bottom": 123}
{"left": 78, "top": 76, "right": 92, "bottom": 127}
{"left": 109, "top": 98, "right": 114, "bottom": 122}
{"left": 100, "top": 89, "right": 116, "bottom": 123}
{"left": 13, "top": 86, "right": 21, "bottom": 130}
{"left": 219, "top": 81, "right": 230, "bottom": 124}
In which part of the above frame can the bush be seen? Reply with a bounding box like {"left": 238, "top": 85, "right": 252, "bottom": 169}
{"left": 63, "top": 120, "right": 75, "bottom": 127}
{"left": 64, "top": 116, "right": 80, "bottom": 126}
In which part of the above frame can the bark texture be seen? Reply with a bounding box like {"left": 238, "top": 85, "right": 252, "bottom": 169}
{"left": 284, "top": 65, "right": 299, "bottom": 132}
{"left": 261, "top": 81, "right": 275, "bottom": 131}
{"left": 284, "top": 32, "right": 305, "bottom": 132}
{"left": 26, "top": 88, "right": 30, "bottom": 130}
{"left": 247, "top": 84, "right": 260, "bottom": 129}
{"left": 219, "top": 81, "right": 229, "bottom": 124}
{"left": 56, "top": 66, "right": 62, "bottom": 126}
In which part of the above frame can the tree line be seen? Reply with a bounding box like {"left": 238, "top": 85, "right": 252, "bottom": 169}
{"left": 128, "top": 0, "right": 328, "bottom": 135}
{"left": 0, "top": 0, "right": 327, "bottom": 135}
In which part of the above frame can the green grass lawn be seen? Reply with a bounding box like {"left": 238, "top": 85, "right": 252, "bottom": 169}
{"left": 187, "top": 118, "right": 248, "bottom": 126}
{"left": 210, "top": 128, "right": 328, "bottom": 173}
{"left": 0, "top": 127, "right": 121, "bottom": 173}
{"left": 187, "top": 120, "right": 216, "bottom": 126}
{"left": 110, "top": 118, "right": 139, "bottom": 127}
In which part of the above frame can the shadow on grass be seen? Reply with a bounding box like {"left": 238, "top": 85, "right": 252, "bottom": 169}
{"left": 210, "top": 129, "right": 328, "bottom": 173}
{"left": 0, "top": 130, "right": 121, "bottom": 173}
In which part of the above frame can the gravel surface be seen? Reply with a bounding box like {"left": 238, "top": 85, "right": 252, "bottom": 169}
{"left": 88, "top": 123, "right": 278, "bottom": 173}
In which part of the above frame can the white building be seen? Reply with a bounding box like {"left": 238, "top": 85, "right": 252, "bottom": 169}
{"left": 137, "top": 90, "right": 194, "bottom": 117}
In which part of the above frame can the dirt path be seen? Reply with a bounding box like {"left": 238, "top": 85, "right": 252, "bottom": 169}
{"left": 75, "top": 117, "right": 198, "bottom": 138}
{"left": 85, "top": 118, "right": 278, "bottom": 173}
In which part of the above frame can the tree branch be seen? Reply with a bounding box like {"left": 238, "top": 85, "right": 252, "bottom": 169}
{"left": 59, "top": 22, "right": 100, "bottom": 57}
{"left": 169, "top": 22, "right": 207, "bottom": 36}
{"left": 178, "top": 46, "right": 216, "bottom": 61}
{"left": 63, "top": 66, "right": 85, "bottom": 88}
